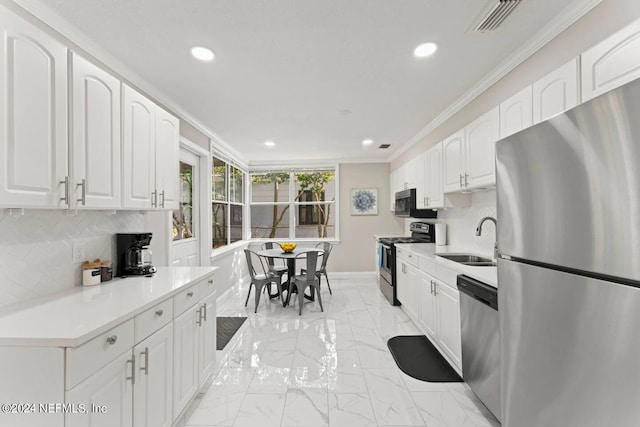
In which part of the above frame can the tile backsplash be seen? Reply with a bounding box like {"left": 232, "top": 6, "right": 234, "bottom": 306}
{"left": 0, "top": 209, "right": 145, "bottom": 309}
{"left": 405, "top": 189, "right": 497, "bottom": 255}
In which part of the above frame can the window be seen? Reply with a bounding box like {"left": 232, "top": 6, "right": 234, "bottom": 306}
{"left": 173, "top": 161, "right": 194, "bottom": 241}
{"left": 250, "top": 168, "right": 336, "bottom": 239}
{"left": 212, "top": 155, "right": 246, "bottom": 250}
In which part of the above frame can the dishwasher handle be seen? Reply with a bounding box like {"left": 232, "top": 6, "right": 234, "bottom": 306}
{"left": 457, "top": 275, "right": 498, "bottom": 310}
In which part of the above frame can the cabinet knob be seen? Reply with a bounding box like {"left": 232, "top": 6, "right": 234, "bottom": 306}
{"left": 155, "top": 309, "right": 164, "bottom": 317}
{"left": 208, "top": 279, "right": 213, "bottom": 285}
{"left": 187, "top": 291, "right": 194, "bottom": 298}
{"left": 106, "top": 335, "right": 117, "bottom": 345}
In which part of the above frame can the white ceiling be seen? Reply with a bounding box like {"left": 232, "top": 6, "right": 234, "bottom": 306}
{"left": 15, "top": 0, "right": 596, "bottom": 164}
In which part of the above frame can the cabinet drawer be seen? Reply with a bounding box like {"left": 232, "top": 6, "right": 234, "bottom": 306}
{"left": 66, "top": 319, "right": 134, "bottom": 390}
{"left": 396, "top": 248, "right": 418, "bottom": 267}
{"left": 418, "top": 256, "right": 435, "bottom": 276}
{"left": 198, "top": 274, "right": 216, "bottom": 297}
{"left": 434, "top": 263, "right": 459, "bottom": 287}
{"left": 134, "top": 298, "right": 173, "bottom": 343}
{"left": 173, "top": 284, "right": 200, "bottom": 317}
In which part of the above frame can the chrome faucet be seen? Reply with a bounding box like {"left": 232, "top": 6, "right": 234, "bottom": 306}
{"left": 475, "top": 216, "right": 498, "bottom": 260}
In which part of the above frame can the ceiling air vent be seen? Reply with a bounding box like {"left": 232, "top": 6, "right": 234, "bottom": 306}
{"left": 378, "top": 144, "right": 391, "bottom": 149}
{"left": 472, "top": 0, "right": 522, "bottom": 33}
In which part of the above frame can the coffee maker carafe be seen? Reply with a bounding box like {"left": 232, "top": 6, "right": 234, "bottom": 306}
{"left": 116, "top": 233, "right": 157, "bottom": 276}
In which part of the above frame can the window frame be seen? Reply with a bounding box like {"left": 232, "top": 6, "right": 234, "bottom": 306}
{"left": 249, "top": 166, "right": 339, "bottom": 241}
{"left": 211, "top": 150, "right": 248, "bottom": 254}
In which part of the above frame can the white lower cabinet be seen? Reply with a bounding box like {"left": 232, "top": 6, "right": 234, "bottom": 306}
{"left": 133, "top": 323, "right": 173, "bottom": 427}
{"left": 173, "top": 306, "right": 200, "bottom": 417}
{"left": 65, "top": 351, "right": 134, "bottom": 427}
{"left": 198, "top": 293, "right": 217, "bottom": 384}
{"left": 433, "top": 279, "right": 462, "bottom": 369}
{"left": 397, "top": 261, "right": 420, "bottom": 321}
{"left": 418, "top": 274, "right": 437, "bottom": 338}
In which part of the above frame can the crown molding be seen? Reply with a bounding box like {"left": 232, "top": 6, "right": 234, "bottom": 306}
{"left": 389, "top": 0, "right": 604, "bottom": 161}
{"left": 7, "top": 0, "right": 248, "bottom": 165}
{"left": 248, "top": 157, "right": 390, "bottom": 168}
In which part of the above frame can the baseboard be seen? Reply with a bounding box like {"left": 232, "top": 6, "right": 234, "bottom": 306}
{"left": 327, "top": 271, "right": 377, "bottom": 280}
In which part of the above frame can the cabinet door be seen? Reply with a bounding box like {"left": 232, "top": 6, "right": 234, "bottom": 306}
{"left": 198, "top": 294, "right": 217, "bottom": 384}
{"left": 173, "top": 307, "right": 199, "bottom": 418}
{"left": 66, "top": 351, "right": 133, "bottom": 427}
{"left": 464, "top": 107, "right": 499, "bottom": 189}
{"left": 415, "top": 152, "right": 428, "bottom": 209}
{"left": 435, "top": 281, "right": 462, "bottom": 370}
{"left": 425, "top": 142, "right": 444, "bottom": 208}
{"left": 123, "top": 84, "right": 156, "bottom": 209}
{"left": 155, "top": 107, "right": 179, "bottom": 210}
{"left": 499, "top": 86, "right": 532, "bottom": 138}
{"left": 71, "top": 54, "right": 121, "bottom": 209}
{"left": 404, "top": 158, "right": 418, "bottom": 189}
{"left": 0, "top": 10, "right": 68, "bottom": 208}
{"left": 134, "top": 323, "right": 173, "bottom": 427}
{"left": 582, "top": 17, "right": 640, "bottom": 102}
{"left": 396, "top": 261, "right": 407, "bottom": 305}
{"left": 442, "top": 130, "right": 465, "bottom": 193}
{"left": 406, "top": 265, "right": 420, "bottom": 322}
{"left": 533, "top": 58, "right": 580, "bottom": 124}
{"left": 418, "top": 274, "right": 437, "bottom": 339}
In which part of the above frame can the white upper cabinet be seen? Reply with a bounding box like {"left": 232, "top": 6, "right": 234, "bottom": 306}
{"left": 415, "top": 152, "right": 428, "bottom": 209}
{"left": 582, "top": 17, "right": 640, "bottom": 102}
{"left": 500, "top": 86, "right": 533, "bottom": 139}
{"left": 464, "top": 106, "right": 500, "bottom": 190}
{"left": 123, "top": 84, "right": 179, "bottom": 210}
{"left": 155, "top": 107, "right": 180, "bottom": 210}
{"left": 0, "top": 9, "right": 68, "bottom": 208}
{"left": 425, "top": 142, "right": 444, "bottom": 209}
{"left": 443, "top": 129, "right": 465, "bottom": 193}
{"left": 533, "top": 58, "right": 580, "bottom": 124}
{"left": 123, "top": 85, "right": 156, "bottom": 209}
{"left": 71, "top": 54, "right": 121, "bottom": 209}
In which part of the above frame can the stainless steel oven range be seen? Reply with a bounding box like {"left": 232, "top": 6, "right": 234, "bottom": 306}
{"left": 378, "top": 222, "right": 436, "bottom": 305}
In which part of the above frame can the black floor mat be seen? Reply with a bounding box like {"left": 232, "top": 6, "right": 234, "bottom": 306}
{"left": 216, "top": 317, "right": 247, "bottom": 350}
{"left": 388, "top": 335, "right": 463, "bottom": 382}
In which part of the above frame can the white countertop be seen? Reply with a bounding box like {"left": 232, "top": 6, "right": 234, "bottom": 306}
{"left": 395, "top": 243, "right": 497, "bottom": 288}
{"left": 0, "top": 266, "right": 218, "bottom": 347}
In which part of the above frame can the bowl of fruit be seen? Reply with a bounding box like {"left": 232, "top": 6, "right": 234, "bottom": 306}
{"left": 279, "top": 242, "right": 297, "bottom": 253}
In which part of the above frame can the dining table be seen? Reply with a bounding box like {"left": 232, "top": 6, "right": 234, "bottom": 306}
{"left": 256, "top": 247, "right": 324, "bottom": 305}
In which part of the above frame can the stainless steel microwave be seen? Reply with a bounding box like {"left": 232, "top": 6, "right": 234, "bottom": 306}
{"left": 394, "top": 189, "right": 437, "bottom": 218}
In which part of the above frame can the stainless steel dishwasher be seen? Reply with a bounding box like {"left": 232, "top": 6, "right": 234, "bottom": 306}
{"left": 457, "top": 275, "right": 501, "bottom": 423}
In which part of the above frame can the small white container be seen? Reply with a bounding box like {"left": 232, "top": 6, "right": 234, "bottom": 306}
{"left": 435, "top": 223, "right": 447, "bottom": 246}
{"left": 82, "top": 261, "right": 101, "bottom": 286}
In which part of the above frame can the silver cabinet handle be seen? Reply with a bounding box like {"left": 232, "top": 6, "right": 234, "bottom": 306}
{"left": 433, "top": 282, "right": 438, "bottom": 296}
{"left": 106, "top": 335, "right": 117, "bottom": 345}
{"left": 77, "top": 178, "right": 86, "bottom": 205}
{"left": 430, "top": 280, "right": 435, "bottom": 295}
{"left": 208, "top": 279, "right": 213, "bottom": 285}
{"left": 408, "top": 254, "right": 413, "bottom": 258}
{"left": 59, "top": 176, "right": 70, "bottom": 205}
{"left": 201, "top": 303, "right": 207, "bottom": 322}
{"left": 426, "top": 196, "right": 430, "bottom": 207}
{"left": 464, "top": 173, "right": 469, "bottom": 187}
{"left": 459, "top": 174, "right": 464, "bottom": 188}
{"left": 155, "top": 309, "right": 164, "bottom": 317}
{"left": 140, "top": 347, "right": 149, "bottom": 375}
{"left": 187, "top": 291, "right": 194, "bottom": 298}
{"left": 160, "top": 190, "right": 165, "bottom": 208}
{"left": 151, "top": 190, "right": 158, "bottom": 208}
{"left": 126, "top": 356, "right": 136, "bottom": 384}
{"left": 196, "top": 307, "right": 202, "bottom": 326}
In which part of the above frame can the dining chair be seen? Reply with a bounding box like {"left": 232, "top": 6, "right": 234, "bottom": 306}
{"left": 288, "top": 250, "right": 324, "bottom": 315}
{"left": 261, "top": 242, "right": 289, "bottom": 289}
{"left": 301, "top": 242, "right": 333, "bottom": 295}
{"left": 243, "top": 249, "right": 283, "bottom": 312}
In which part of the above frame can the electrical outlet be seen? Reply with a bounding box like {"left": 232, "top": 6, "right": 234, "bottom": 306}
{"left": 72, "top": 243, "right": 84, "bottom": 263}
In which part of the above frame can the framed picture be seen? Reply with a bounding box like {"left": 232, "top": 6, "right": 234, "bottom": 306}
{"left": 351, "top": 188, "right": 378, "bottom": 215}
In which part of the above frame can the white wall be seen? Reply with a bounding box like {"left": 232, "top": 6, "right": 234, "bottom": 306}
{"left": 0, "top": 210, "right": 145, "bottom": 309}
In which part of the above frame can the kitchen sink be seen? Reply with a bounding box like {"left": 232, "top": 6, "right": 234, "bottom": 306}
{"left": 437, "top": 254, "right": 496, "bottom": 267}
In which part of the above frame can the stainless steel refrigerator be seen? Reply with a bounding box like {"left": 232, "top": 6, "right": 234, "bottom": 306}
{"left": 496, "top": 78, "right": 640, "bottom": 427}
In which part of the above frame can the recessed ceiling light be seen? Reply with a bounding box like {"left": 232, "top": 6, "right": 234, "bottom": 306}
{"left": 414, "top": 42, "right": 438, "bottom": 58}
{"left": 190, "top": 46, "right": 215, "bottom": 62}
{"left": 362, "top": 139, "right": 373, "bottom": 145}
{"left": 264, "top": 141, "right": 276, "bottom": 147}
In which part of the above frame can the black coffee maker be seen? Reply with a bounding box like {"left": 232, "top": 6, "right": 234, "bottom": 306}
{"left": 116, "top": 233, "right": 157, "bottom": 276}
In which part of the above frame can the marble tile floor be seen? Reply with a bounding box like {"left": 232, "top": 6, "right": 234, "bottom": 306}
{"left": 186, "top": 277, "right": 500, "bottom": 427}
